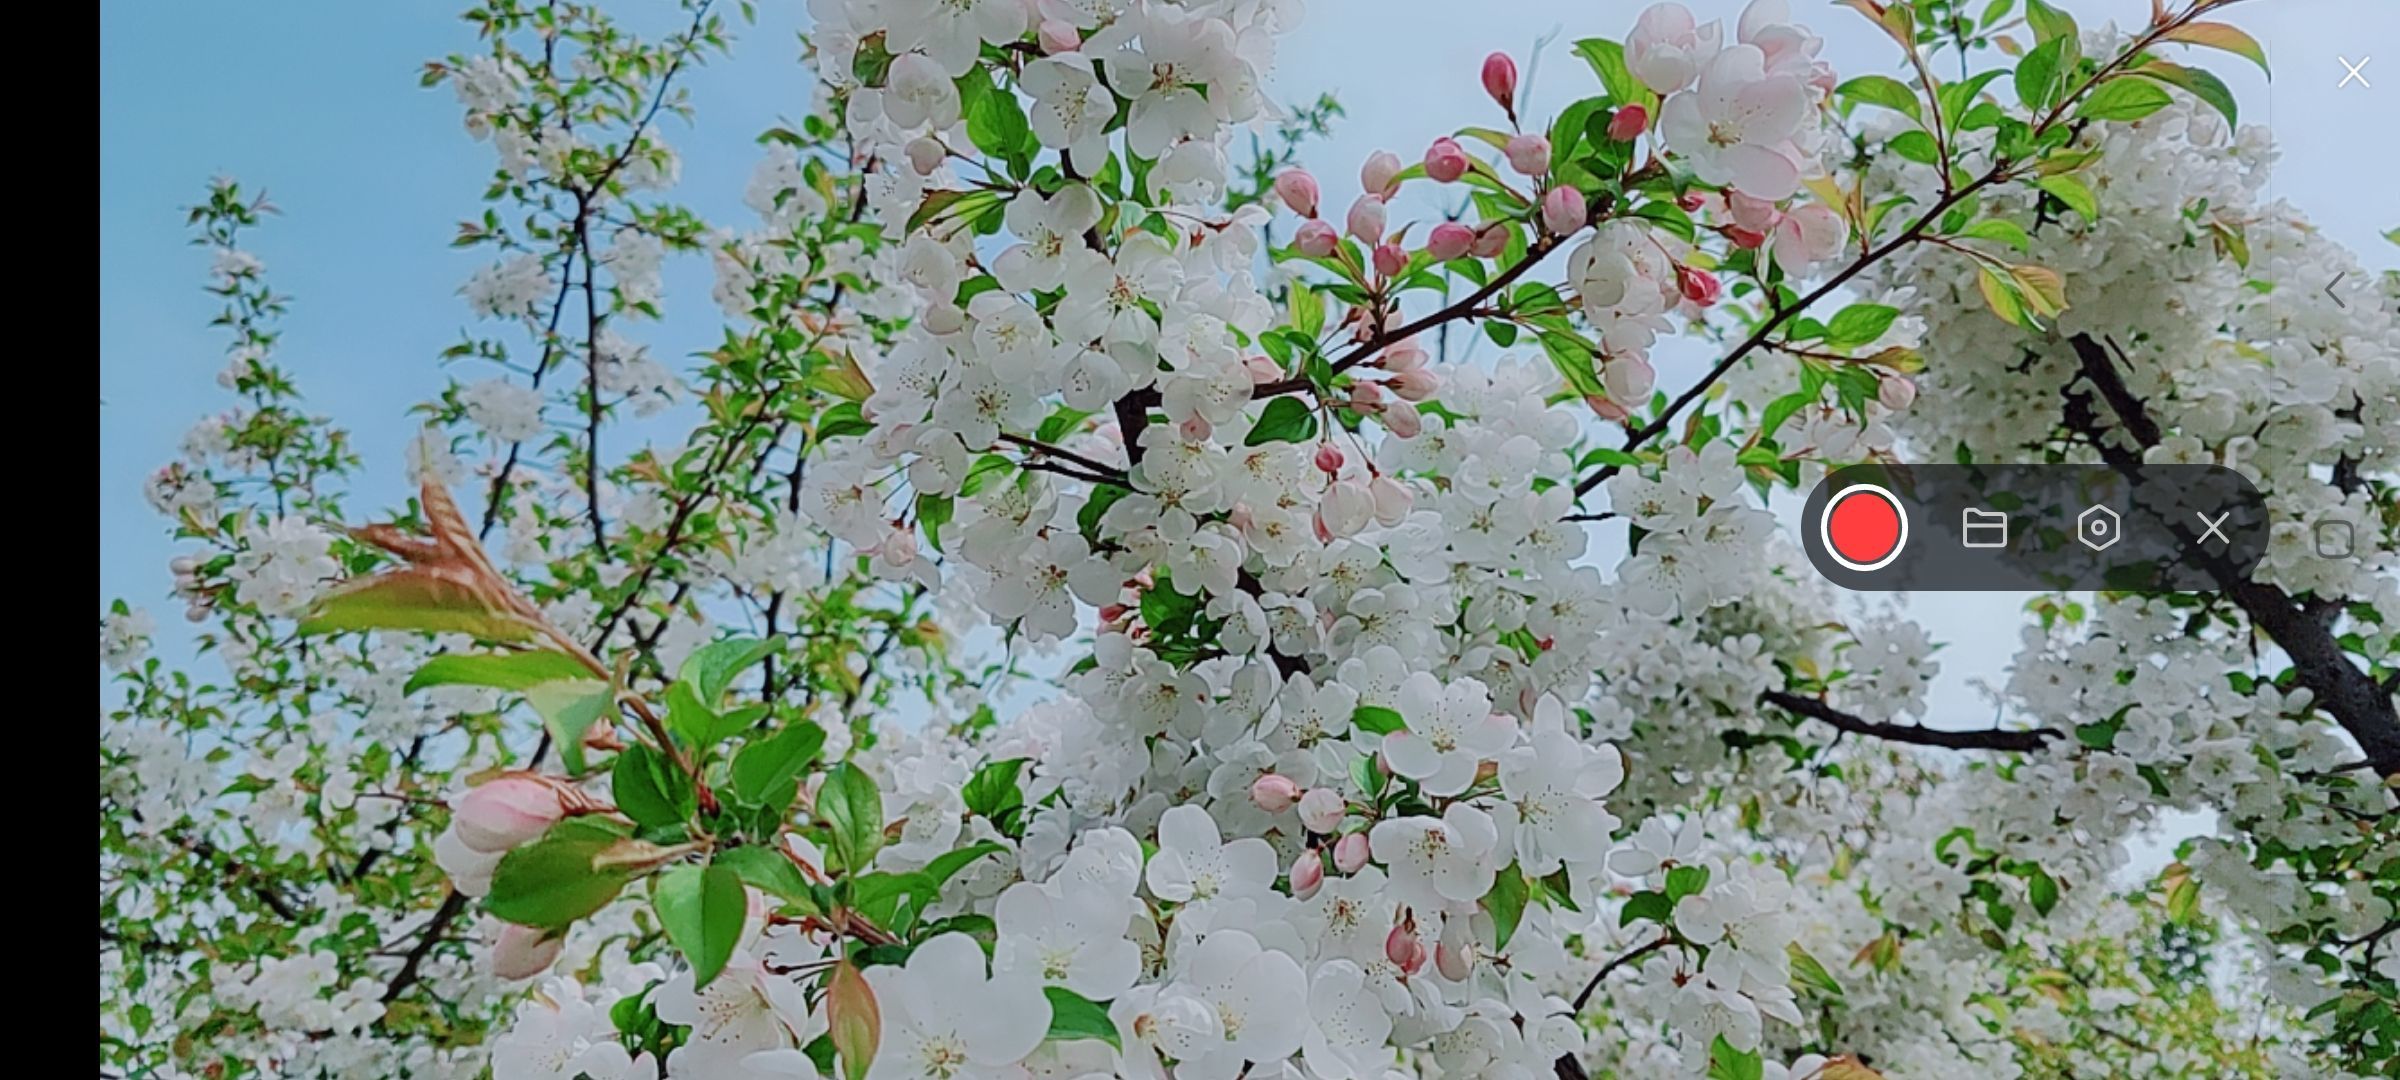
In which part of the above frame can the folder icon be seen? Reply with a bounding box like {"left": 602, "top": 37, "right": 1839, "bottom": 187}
{"left": 1961, "top": 508, "right": 2009, "bottom": 549}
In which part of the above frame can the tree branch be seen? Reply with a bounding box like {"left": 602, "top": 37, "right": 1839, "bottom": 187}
{"left": 2062, "top": 334, "right": 2399, "bottom": 775}
{"left": 379, "top": 889, "right": 469, "bottom": 1005}
{"left": 1762, "top": 689, "right": 2060, "bottom": 753}
{"left": 1251, "top": 234, "right": 1569, "bottom": 399}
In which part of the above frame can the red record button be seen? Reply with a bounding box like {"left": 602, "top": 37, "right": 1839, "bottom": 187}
{"left": 1821, "top": 483, "right": 1908, "bottom": 571}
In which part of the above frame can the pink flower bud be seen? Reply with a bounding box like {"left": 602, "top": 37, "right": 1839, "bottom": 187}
{"left": 1727, "top": 190, "right": 1783, "bottom": 233}
{"left": 1382, "top": 338, "right": 1429, "bottom": 373}
{"left": 1481, "top": 52, "right": 1519, "bottom": 113}
{"left": 1589, "top": 394, "right": 1632, "bottom": 422}
{"left": 1250, "top": 772, "right": 1303, "bottom": 813}
{"left": 1383, "top": 400, "right": 1423, "bottom": 438}
{"left": 1676, "top": 264, "right": 1722, "bottom": 307}
{"left": 1274, "top": 169, "right": 1320, "bottom": 218}
{"left": 1179, "top": 414, "right": 1212, "bottom": 442}
{"left": 1372, "top": 242, "right": 1407, "bottom": 277}
{"left": 1347, "top": 379, "right": 1387, "bottom": 407}
{"left": 1541, "top": 185, "right": 1587, "bottom": 236}
{"left": 1228, "top": 502, "right": 1255, "bottom": 531}
{"left": 1678, "top": 191, "right": 1707, "bottom": 212}
{"left": 1386, "top": 921, "right": 1428, "bottom": 974}
{"left": 1878, "top": 374, "right": 1917, "bottom": 412}
{"left": 1290, "top": 850, "right": 1326, "bottom": 899}
{"left": 904, "top": 136, "right": 946, "bottom": 176}
{"left": 1607, "top": 103, "right": 1649, "bottom": 142}
{"left": 1244, "top": 355, "right": 1282, "bottom": 383}
{"left": 1298, "top": 788, "right": 1346, "bottom": 833}
{"left": 1426, "top": 221, "right": 1476, "bottom": 261}
{"left": 1370, "top": 475, "right": 1413, "bottom": 527}
{"left": 1774, "top": 203, "right": 1849, "bottom": 268}
{"left": 1504, "top": 134, "right": 1550, "bottom": 176}
{"left": 1387, "top": 369, "right": 1441, "bottom": 402}
{"left": 1423, "top": 137, "right": 1469, "bottom": 184}
{"left": 1317, "top": 479, "right": 1375, "bottom": 538}
{"left": 1471, "top": 224, "right": 1510, "bottom": 258}
{"left": 1360, "top": 150, "right": 1403, "bottom": 200}
{"left": 1038, "top": 19, "right": 1081, "bottom": 54}
{"left": 1726, "top": 225, "right": 1768, "bottom": 249}
{"left": 1314, "top": 442, "right": 1346, "bottom": 475}
{"left": 1603, "top": 356, "right": 1656, "bottom": 403}
{"left": 451, "top": 774, "right": 566, "bottom": 854}
{"left": 491, "top": 923, "right": 564, "bottom": 980}
{"left": 1436, "top": 917, "right": 1475, "bottom": 980}
{"left": 1345, "top": 195, "right": 1387, "bottom": 244}
{"left": 1334, "top": 831, "right": 1372, "bottom": 873}
{"left": 1294, "top": 219, "right": 1339, "bottom": 258}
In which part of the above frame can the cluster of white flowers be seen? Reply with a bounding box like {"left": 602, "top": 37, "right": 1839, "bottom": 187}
{"left": 104, "top": 2, "right": 2399, "bottom": 1079}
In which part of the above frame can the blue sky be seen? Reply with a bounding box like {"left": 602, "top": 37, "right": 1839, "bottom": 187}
{"left": 102, "top": 0, "right": 2395, "bottom": 773}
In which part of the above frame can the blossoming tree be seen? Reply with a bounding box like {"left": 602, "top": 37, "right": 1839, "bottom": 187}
{"left": 100, "top": 0, "right": 2398, "bottom": 1078}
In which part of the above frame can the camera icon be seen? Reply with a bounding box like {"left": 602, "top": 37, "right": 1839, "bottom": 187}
{"left": 2077, "top": 504, "right": 2121, "bottom": 552}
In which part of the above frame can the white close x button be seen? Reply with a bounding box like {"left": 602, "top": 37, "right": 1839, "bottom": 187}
{"left": 2339, "top": 55, "right": 2372, "bottom": 89}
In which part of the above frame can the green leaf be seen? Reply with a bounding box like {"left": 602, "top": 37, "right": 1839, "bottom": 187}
{"left": 1078, "top": 482, "right": 1129, "bottom": 546}
{"left": 959, "top": 71, "right": 1033, "bottom": 173}
{"left": 654, "top": 864, "right": 746, "bottom": 989}
{"left": 1538, "top": 332, "right": 1607, "bottom": 400}
{"left": 298, "top": 571, "right": 537, "bottom": 643}
{"left": 2014, "top": 35, "right": 2073, "bottom": 114}
{"left": 1937, "top": 69, "right": 2008, "bottom": 135}
{"left": 2022, "top": 0, "right": 2077, "bottom": 47}
{"left": 1887, "top": 129, "right": 1940, "bottom": 166}
{"left": 485, "top": 829, "right": 638, "bottom": 930}
{"left": 1548, "top": 96, "right": 1607, "bottom": 164}
{"left": 1572, "top": 38, "right": 1652, "bottom": 112}
{"left": 1837, "top": 75, "right": 1922, "bottom": 122}
{"left": 828, "top": 959, "right": 880, "bottom": 1080}
{"left": 917, "top": 492, "right": 954, "bottom": 554}
{"left": 1246, "top": 396, "right": 1318, "bottom": 446}
{"left": 1349, "top": 752, "right": 1386, "bottom": 800}
{"left": 962, "top": 759, "right": 1028, "bottom": 821}
{"left": 1823, "top": 304, "right": 1901, "bottom": 350}
{"left": 1707, "top": 1034, "right": 1765, "bottom": 1080}
{"left": 1036, "top": 407, "right": 1092, "bottom": 444}
{"left": 2133, "top": 61, "right": 2238, "bottom": 129}
{"left": 2075, "top": 77, "right": 2174, "bottom": 123}
{"left": 1487, "top": 865, "right": 1530, "bottom": 950}
{"left": 679, "top": 636, "right": 781, "bottom": 707}
{"left": 1787, "top": 942, "right": 1844, "bottom": 999}
{"left": 718, "top": 844, "right": 819, "bottom": 910}
{"left": 613, "top": 744, "right": 693, "bottom": 829}
{"left": 406, "top": 650, "right": 591, "bottom": 694}
{"left": 2028, "top": 868, "right": 2061, "bottom": 916}
{"left": 1288, "top": 283, "right": 1325, "bottom": 339}
{"left": 1977, "top": 265, "right": 2026, "bottom": 326}
{"left": 2165, "top": 876, "right": 2201, "bottom": 925}
{"left": 1758, "top": 391, "right": 1811, "bottom": 439}
{"left": 2163, "top": 20, "right": 2270, "bottom": 76}
{"left": 1957, "top": 218, "right": 2032, "bottom": 251}
{"left": 732, "top": 721, "right": 828, "bottom": 806}
{"left": 850, "top": 32, "right": 893, "bottom": 86}
{"left": 1665, "top": 864, "right": 1711, "bottom": 903}
{"left": 819, "top": 763, "right": 885, "bottom": 874}
{"left": 924, "top": 841, "right": 1007, "bottom": 889}
{"left": 525, "top": 679, "right": 613, "bottom": 776}
{"left": 1350, "top": 705, "right": 1407, "bottom": 736}
{"left": 1043, "top": 986, "right": 1121, "bottom": 1049}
